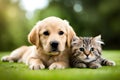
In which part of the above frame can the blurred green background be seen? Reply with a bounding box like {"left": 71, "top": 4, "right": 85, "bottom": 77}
{"left": 0, "top": 0, "right": 120, "bottom": 51}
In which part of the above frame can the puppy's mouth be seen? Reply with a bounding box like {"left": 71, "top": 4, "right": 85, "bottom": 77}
{"left": 49, "top": 48, "right": 60, "bottom": 52}
{"left": 48, "top": 51, "right": 60, "bottom": 55}
{"left": 48, "top": 48, "right": 60, "bottom": 55}
{"left": 50, "top": 47, "right": 60, "bottom": 53}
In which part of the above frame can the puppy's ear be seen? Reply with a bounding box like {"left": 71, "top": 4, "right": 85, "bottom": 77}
{"left": 64, "top": 20, "right": 76, "bottom": 47}
{"left": 28, "top": 21, "right": 41, "bottom": 48}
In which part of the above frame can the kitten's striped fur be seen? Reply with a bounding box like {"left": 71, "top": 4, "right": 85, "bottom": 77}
{"left": 70, "top": 35, "right": 115, "bottom": 69}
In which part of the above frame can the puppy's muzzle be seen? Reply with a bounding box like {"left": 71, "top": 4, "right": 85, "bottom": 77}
{"left": 50, "top": 41, "right": 59, "bottom": 52}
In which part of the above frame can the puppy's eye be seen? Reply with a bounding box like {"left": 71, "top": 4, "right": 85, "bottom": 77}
{"left": 79, "top": 47, "right": 84, "bottom": 51}
{"left": 59, "top": 31, "right": 64, "bottom": 35}
{"left": 90, "top": 47, "right": 94, "bottom": 51}
{"left": 43, "top": 31, "right": 49, "bottom": 36}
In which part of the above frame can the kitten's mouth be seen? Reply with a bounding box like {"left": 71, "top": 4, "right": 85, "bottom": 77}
{"left": 85, "top": 57, "right": 89, "bottom": 59}
{"left": 83, "top": 57, "right": 91, "bottom": 62}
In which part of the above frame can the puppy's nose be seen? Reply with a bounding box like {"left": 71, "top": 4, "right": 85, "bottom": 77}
{"left": 50, "top": 41, "right": 59, "bottom": 48}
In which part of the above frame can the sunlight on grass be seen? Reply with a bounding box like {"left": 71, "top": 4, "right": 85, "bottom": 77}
{"left": 0, "top": 50, "right": 120, "bottom": 80}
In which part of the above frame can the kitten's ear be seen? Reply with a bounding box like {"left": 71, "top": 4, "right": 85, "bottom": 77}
{"left": 71, "top": 36, "right": 79, "bottom": 46}
{"left": 94, "top": 35, "right": 104, "bottom": 44}
{"left": 72, "top": 36, "right": 79, "bottom": 42}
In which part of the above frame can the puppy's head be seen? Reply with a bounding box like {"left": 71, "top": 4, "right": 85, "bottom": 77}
{"left": 28, "top": 16, "right": 76, "bottom": 55}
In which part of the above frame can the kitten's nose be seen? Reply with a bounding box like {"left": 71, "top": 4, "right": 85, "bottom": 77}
{"left": 84, "top": 51, "right": 90, "bottom": 57}
{"left": 85, "top": 53, "right": 90, "bottom": 59}
{"left": 85, "top": 54, "right": 89, "bottom": 57}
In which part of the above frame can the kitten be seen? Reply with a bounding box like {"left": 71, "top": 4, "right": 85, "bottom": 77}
{"left": 70, "top": 35, "right": 116, "bottom": 69}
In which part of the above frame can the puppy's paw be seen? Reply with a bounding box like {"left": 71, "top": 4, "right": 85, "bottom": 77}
{"left": 107, "top": 61, "right": 116, "bottom": 66}
{"left": 49, "top": 62, "right": 65, "bottom": 70}
{"left": 1, "top": 56, "right": 14, "bottom": 63}
{"left": 29, "top": 63, "right": 45, "bottom": 70}
{"left": 75, "top": 63, "right": 87, "bottom": 68}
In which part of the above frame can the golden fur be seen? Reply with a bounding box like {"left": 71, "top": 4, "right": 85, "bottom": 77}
{"left": 1, "top": 16, "right": 76, "bottom": 70}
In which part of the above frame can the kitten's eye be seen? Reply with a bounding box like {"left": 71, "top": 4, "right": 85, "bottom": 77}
{"left": 90, "top": 47, "right": 94, "bottom": 51}
{"left": 59, "top": 31, "right": 64, "bottom": 35}
{"left": 43, "top": 31, "right": 49, "bottom": 36}
{"left": 79, "top": 48, "right": 84, "bottom": 51}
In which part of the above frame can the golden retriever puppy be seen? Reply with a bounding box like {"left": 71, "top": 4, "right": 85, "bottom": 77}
{"left": 1, "top": 16, "right": 76, "bottom": 70}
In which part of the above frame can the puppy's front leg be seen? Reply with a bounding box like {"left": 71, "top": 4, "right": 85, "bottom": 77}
{"left": 49, "top": 62, "right": 69, "bottom": 70}
{"left": 28, "top": 57, "right": 45, "bottom": 70}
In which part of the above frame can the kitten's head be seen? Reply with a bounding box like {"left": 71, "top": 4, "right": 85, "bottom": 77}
{"left": 71, "top": 35, "right": 104, "bottom": 63}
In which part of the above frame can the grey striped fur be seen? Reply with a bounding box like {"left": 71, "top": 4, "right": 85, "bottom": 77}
{"left": 70, "top": 35, "right": 115, "bottom": 69}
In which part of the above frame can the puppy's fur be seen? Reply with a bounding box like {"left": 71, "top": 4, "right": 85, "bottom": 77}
{"left": 1, "top": 16, "right": 76, "bottom": 70}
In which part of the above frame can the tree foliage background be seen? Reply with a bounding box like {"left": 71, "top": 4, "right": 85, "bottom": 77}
{"left": 0, "top": 0, "right": 120, "bottom": 51}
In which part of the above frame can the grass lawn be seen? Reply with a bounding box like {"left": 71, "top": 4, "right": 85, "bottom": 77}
{"left": 0, "top": 50, "right": 120, "bottom": 80}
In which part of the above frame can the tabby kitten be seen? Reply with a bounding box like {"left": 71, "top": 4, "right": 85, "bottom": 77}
{"left": 70, "top": 35, "right": 115, "bottom": 69}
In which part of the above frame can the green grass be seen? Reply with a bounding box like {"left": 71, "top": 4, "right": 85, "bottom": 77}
{"left": 0, "top": 51, "right": 120, "bottom": 80}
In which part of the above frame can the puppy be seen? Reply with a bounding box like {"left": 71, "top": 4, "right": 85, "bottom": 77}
{"left": 1, "top": 16, "right": 76, "bottom": 70}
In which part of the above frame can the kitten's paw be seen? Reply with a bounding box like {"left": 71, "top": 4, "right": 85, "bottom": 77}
{"left": 75, "top": 63, "right": 87, "bottom": 68}
{"left": 89, "top": 64, "right": 101, "bottom": 69}
{"left": 107, "top": 61, "right": 116, "bottom": 66}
